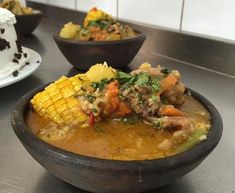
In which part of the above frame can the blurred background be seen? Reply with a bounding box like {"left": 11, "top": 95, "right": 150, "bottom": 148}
{"left": 23, "top": 0, "right": 235, "bottom": 42}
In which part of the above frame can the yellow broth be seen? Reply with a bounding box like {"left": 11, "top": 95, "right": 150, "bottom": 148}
{"left": 27, "top": 95, "right": 211, "bottom": 160}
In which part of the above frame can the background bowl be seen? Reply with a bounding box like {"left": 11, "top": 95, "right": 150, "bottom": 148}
{"left": 54, "top": 30, "right": 146, "bottom": 71}
{"left": 15, "top": 10, "right": 42, "bottom": 36}
{"left": 11, "top": 85, "right": 223, "bottom": 193}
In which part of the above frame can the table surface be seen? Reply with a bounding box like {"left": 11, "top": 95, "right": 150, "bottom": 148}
{"left": 0, "top": 19, "right": 235, "bottom": 193}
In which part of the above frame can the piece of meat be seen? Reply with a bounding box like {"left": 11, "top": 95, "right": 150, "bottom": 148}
{"left": 161, "top": 80, "right": 185, "bottom": 106}
{"left": 131, "top": 66, "right": 162, "bottom": 77}
{"left": 149, "top": 116, "right": 191, "bottom": 130}
{"left": 121, "top": 86, "right": 160, "bottom": 118}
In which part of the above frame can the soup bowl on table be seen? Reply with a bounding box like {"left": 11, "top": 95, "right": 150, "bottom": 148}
{"left": 54, "top": 29, "right": 146, "bottom": 71}
{"left": 15, "top": 10, "right": 42, "bottom": 36}
{"left": 53, "top": 7, "right": 146, "bottom": 71}
{"left": 11, "top": 64, "right": 223, "bottom": 193}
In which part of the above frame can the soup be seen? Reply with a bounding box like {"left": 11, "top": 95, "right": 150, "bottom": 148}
{"left": 28, "top": 63, "right": 211, "bottom": 160}
{"left": 59, "top": 7, "right": 136, "bottom": 41}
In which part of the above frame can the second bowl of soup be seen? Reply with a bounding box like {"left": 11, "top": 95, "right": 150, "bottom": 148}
{"left": 54, "top": 8, "right": 146, "bottom": 70}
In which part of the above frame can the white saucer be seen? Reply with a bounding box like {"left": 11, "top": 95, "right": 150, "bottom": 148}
{"left": 0, "top": 47, "right": 41, "bottom": 88}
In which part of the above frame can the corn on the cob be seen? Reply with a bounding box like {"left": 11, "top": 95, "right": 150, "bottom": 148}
{"left": 31, "top": 74, "right": 91, "bottom": 126}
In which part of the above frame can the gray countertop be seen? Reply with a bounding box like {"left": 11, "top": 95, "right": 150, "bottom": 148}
{"left": 0, "top": 18, "right": 235, "bottom": 193}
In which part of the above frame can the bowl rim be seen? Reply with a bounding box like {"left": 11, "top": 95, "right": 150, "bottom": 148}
{"left": 11, "top": 84, "right": 223, "bottom": 171}
{"left": 15, "top": 9, "right": 42, "bottom": 17}
{"left": 53, "top": 29, "right": 146, "bottom": 45}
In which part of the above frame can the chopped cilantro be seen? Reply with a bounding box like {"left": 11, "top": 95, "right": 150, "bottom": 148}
{"left": 135, "top": 73, "right": 149, "bottom": 86}
{"left": 117, "top": 71, "right": 132, "bottom": 83}
{"left": 87, "top": 20, "right": 112, "bottom": 29}
{"left": 92, "top": 108, "right": 98, "bottom": 113}
{"left": 151, "top": 77, "right": 161, "bottom": 92}
{"left": 154, "top": 121, "right": 161, "bottom": 129}
{"left": 161, "top": 68, "right": 170, "bottom": 75}
{"left": 151, "top": 95, "right": 158, "bottom": 102}
{"left": 86, "top": 95, "right": 96, "bottom": 103}
{"left": 80, "top": 28, "right": 89, "bottom": 36}
{"left": 91, "top": 78, "right": 110, "bottom": 91}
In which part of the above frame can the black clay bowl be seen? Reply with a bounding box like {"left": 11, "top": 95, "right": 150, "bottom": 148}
{"left": 53, "top": 30, "right": 146, "bottom": 71}
{"left": 11, "top": 85, "right": 223, "bottom": 193}
{"left": 15, "top": 10, "right": 42, "bottom": 36}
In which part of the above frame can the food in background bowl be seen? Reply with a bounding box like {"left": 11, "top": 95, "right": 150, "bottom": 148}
{"left": 28, "top": 62, "right": 211, "bottom": 160}
{"left": 1, "top": 0, "right": 33, "bottom": 15}
{"left": 59, "top": 7, "right": 136, "bottom": 41}
{"left": 54, "top": 8, "right": 145, "bottom": 70}
{"left": 1, "top": 0, "right": 42, "bottom": 35}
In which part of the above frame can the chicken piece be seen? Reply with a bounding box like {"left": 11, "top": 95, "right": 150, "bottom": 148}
{"left": 161, "top": 81, "right": 186, "bottom": 106}
{"left": 131, "top": 63, "right": 162, "bottom": 77}
{"left": 149, "top": 116, "right": 191, "bottom": 130}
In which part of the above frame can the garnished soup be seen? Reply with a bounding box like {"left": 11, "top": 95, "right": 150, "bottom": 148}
{"left": 27, "top": 62, "right": 211, "bottom": 160}
{"left": 59, "top": 7, "right": 136, "bottom": 41}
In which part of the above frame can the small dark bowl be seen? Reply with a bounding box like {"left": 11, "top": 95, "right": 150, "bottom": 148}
{"left": 53, "top": 30, "right": 146, "bottom": 71}
{"left": 15, "top": 10, "right": 42, "bottom": 36}
{"left": 11, "top": 85, "right": 223, "bottom": 193}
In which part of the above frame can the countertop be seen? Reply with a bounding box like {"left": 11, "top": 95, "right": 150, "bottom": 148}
{"left": 0, "top": 17, "right": 235, "bottom": 193}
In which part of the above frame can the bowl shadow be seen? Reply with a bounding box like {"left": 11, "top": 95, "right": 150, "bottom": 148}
{"left": 36, "top": 171, "right": 195, "bottom": 193}
{"left": 36, "top": 171, "right": 89, "bottom": 193}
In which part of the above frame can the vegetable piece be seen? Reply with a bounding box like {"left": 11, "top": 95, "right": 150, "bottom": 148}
{"left": 151, "top": 77, "right": 161, "bottom": 92}
{"left": 158, "top": 139, "right": 172, "bottom": 151}
{"left": 91, "top": 78, "right": 110, "bottom": 91}
{"left": 106, "top": 80, "right": 119, "bottom": 96}
{"left": 59, "top": 22, "right": 81, "bottom": 39}
{"left": 85, "top": 95, "right": 96, "bottom": 103}
{"left": 175, "top": 128, "right": 207, "bottom": 153}
{"left": 86, "top": 62, "right": 116, "bottom": 82}
{"left": 115, "top": 101, "right": 131, "bottom": 116}
{"left": 139, "top": 62, "right": 152, "bottom": 70}
{"left": 161, "top": 68, "right": 170, "bottom": 75}
{"left": 103, "top": 81, "right": 120, "bottom": 115}
{"left": 30, "top": 74, "right": 90, "bottom": 126}
{"left": 135, "top": 72, "right": 149, "bottom": 86}
{"left": 88, "top": 114, "right": 95, "bottom": 127}
{"left": 83, "top": 7, "right": 113, "bottom": 27}
{"left": 159, "top": 105, "right": 185, "bottom": 117}
{"left": 117, "top": 71, "right": 132, "bottom": 83}
{"left": 88, "top": 20, "right": 112, "bottom": 29}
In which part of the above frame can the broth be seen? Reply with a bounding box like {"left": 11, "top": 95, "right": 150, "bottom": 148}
{"left": 27, "top": 95, "right": 211, "bottom": 160}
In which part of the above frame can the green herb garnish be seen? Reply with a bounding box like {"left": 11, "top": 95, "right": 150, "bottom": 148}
{"left": 87, "top": 20, "right": 112, "bottom": 29}
{"left": 91, "top": 78, "right": 110, "bottom": 91}
{"left": 151, "top": 95, "right": 158, "bottom": 102}
{"left": 117, "top": 71, "right": 132, "bottom": 83}
{"left": 161, "top": 68, "right": 170, "bottom": 75}
{"left": 86, "top": 95, "right": 96, "bottom": 103}
{"left": 154, "top": 121, "right": 162, "bottom": 129}
{"left": 151, "top": 77, "right": 161, "bottom": 92}
{"left": 135, "top": 73, "right": 149, "bottom": 86}
{"left": 92, "top": 108, "right": 98, "bottom": 113}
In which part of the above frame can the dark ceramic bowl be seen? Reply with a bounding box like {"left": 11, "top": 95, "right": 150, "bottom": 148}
{"left": 15, "top": 10, "right": 42, "bottom": 36}
{"left": 53, "top": 30, "right": 146, "bottom": 71}
{"left": 11, "top": 85, "right": 223, "bottom": 193}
